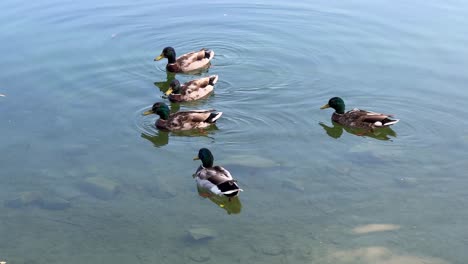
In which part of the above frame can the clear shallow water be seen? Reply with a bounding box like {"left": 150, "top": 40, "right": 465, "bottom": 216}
{"left": 1, "top": 0, "right": 468, "bottom": 263}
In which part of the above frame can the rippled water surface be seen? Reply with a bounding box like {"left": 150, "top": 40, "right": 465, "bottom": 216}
{"left": 1, "top": 0, "right": 468, "bottom": 263}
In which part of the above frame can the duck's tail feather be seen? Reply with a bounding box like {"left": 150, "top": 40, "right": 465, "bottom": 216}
{"left": 376, "top": 118, "right": 400, "bottom": 127}
{"left": 209, "top": 75, "right": 218, "bottom": 85}
{"left": 205, "top": 112, "right": 223, "bottom": 123}
{"left": 204, "top": 49, "right": 214, "bottom": 60}
{"left": 218, "top": 180, "right": 242, "bottom": 197}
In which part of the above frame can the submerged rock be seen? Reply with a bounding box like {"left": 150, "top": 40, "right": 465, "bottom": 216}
{"left": 188, "top": 227, "right": 218, "bottom": 241}
{"left": 80, "top": 177, "right": 120, "bottom": 200}
{"left": 256, "top": 242, "right": 284, "bottom": 256}
{"left": 352, "top": 224, "right": 400, "bottom": 234}
{"left": 220, "top": 154, "right": 278, "bottom": 168}
{"left": 54, "top": 185, "right": 84, "bottom": 201}
{"left": 349, "top": 142, "right": 404, "bottom": 160}
{"left": 394, "top": 177, "right": 418, "bottom": 188}
{"left": 5, "top": 191, "right": 70, "bottom": 211}
{"left": 323, "top": 246, "right": 449, "bottom": 264}
{"left": 39, "top": 196, "right": 71, "bottom": 210}
{"left": 282, "top": 179, "right": 305, "bottom": 192}
{"left": 4, "top": 191, "right": 43, "bottom": 208}
{"left": 144, "top": 178, "right": 177, "bottom": 199}
{"left": 347, "top": 151, "right": 384, "bottom": 166}
{"left": 186, "top": 247, "right": 211, "bottom": 262}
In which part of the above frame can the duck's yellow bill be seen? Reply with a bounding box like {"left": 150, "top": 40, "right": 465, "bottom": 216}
{"left": 155, "top": 54, "right": 164, "bottom": 61}
{"left": 320, "top": 104, "right": 330, "bottom": 109}
{"left": 165, "top": 88, "right": 173, "bottom": 96}
{"left": 143, "top": 110, "right": 154, "bottom": 116}
{"left": 193, "top": 156, "right": 200, "bottom": 160}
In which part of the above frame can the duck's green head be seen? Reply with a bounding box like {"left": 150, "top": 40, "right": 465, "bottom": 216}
{"left": 143, "top": 102, "right": 170, "bottom": 119}
{"left": 194, "top": 148, "right": 214, "bottom": 168}
{"left": 321, "top": 97, "right": 345, "bottom": 114}
{"left": 165, "top": 79, "right": 181, "bottom": 96}
{"left": 155, "top": 47, "right": 176, "bottom": 63}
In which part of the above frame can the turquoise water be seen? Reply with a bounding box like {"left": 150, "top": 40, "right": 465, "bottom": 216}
{"left": 1, "top": 0, "right": 468, "bottom": 263}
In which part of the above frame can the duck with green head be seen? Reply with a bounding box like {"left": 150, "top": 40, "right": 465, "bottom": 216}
{"left": 143, "top": 102, "right": 222, "bottom": 131}
{"left": 193, "top": 148, "right": 243, "bottom": 198}
{"left": 155, "top": 47, "right": 215, "bottom": 73}
{"left": 320, "top": 97, "right": 399, "bottom": 129}
{"left": 165, "top": 75, "right": 218, "bottom": 102}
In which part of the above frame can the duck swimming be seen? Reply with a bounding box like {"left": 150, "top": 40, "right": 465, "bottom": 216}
{"left": 320, "top": 97, "right": 399, "bottom": 129}
{"left": 165, "top": 75, "right": 218, "bottom": 102}
{"left": 143, "top": 102, "right": 222, "bottom": 131}
{"left": 154, "top": 47, "right": 214, "bottom": 73}
{"left": 193, "top": 148, "right": 243, "bottom": 198}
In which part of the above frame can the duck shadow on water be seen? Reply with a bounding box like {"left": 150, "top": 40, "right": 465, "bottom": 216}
{"left": 140, "top": 126, "right": 218, "bottom": 148}
{"left": 319, "top": 121, "right": 397, "bottom": 141}
{"left": 196, "top": 185, "right": 242, "bottom": 215}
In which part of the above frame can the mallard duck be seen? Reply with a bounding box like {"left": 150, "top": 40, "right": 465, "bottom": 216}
{"left": 143, "top": 102, "right": 222, "bottom": 131}
{"left": 154, "top": 47, "right": 215, "bottom": 73}
{"left": 193, "top": 148, "right": 243, "bottom": 198}
{"left": 320, "top": 97, "right": 399, "bottom": 129}
{"left": 165, "top": 75, "right": 218, "bottom": 102}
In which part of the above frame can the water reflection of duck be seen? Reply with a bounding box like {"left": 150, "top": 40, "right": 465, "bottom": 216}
{"left": 154, "top": 47, "right": 214, "bottom": 73}
{"left": 196, "top": 185, "right": 242, "bottom": 215}
{"left": 193, "top": 148, "right": 243, "bottom": 198}
{"left": 143, "top": 102, "right": 222, "bottom": 131}
{"left": 140, "top": 129, "right": 217, "bottom": 148}
{"left": 140, "top": 132, "right": 169, "bottom": 148}
{"left": 319, "top": 121, "right": 397, "bottom": 140}
{"left": 154, "top": 72, "right": 176, "bottom": 94}
{"left": 320, "top": 97, "right": 399, "bottom": 130}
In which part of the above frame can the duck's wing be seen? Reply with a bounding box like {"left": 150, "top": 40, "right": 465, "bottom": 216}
{"left": 212, "top": 166, "right": 242, "bottom": 195}
{"left": 175, "top": 110, "right": 222, "bottom": 123}
{"left": 213, "top": 166, "right": 233, "bottom": 180}
{"left": 173, "top": 110, "right": 212, "bottom": 122}
{"left": 195, "top": 166, "right": 232, "bottom": 181}
{"left": 196, "top": 166, "right": 242, "bottom": 195}
{"left": 181, "top": 75, "right": 218, "bottom": 99}
{"left": 356, "top": 109, "right": 399, "bottom": 126}
{"left": 184, "top": 75, "right": 218, "bottom": 92}
{"left": 165, "top": 110, "right": 222, "bottom": 130}
{"left": 177, "top": 49, "right": 214, "bottom": 72}
{"left": 194, "top": 165, "right": 213, "bottom": 180}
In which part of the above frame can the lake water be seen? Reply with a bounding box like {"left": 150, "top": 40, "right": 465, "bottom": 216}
{"left": 1, "top": 0, "right": 468, "bottom": 263}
